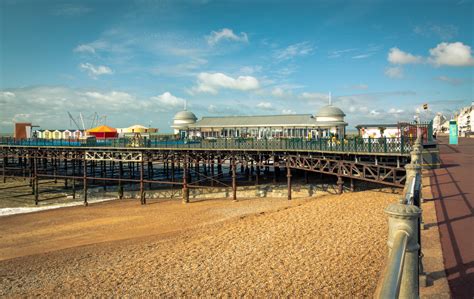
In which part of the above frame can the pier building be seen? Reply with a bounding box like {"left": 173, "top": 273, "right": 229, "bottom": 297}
{"left": 173, "top": 104, "right": 348, "bottom": 139}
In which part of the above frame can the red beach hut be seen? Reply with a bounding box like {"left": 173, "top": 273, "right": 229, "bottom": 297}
{"left": 87, "top": 125, "right": 118, "bottom": 139}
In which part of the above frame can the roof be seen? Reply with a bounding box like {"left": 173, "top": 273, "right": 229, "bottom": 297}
{"left": 189, "top": 114, "right": 329, "bottom": 128}
{"left": 127, "top": 124, "right": 148, "bottom": 129}
{"left": 87, "top": 125, "right": 117, "bottom": 133}
{"left": 173, "top": 110, "right": 197, "bottom": 121}
{"left": 355, "top": 124, "right": 399, "bottom": 128}
{"left": 316, "top": 105, "right": 346, "bottom": 117}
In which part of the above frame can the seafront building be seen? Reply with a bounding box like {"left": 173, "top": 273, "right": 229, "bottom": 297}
{"left": 457, "top": 103, "right": 473, "bottom": 136}
{"left": 171, "top": 104, "right": 348, "bottom": 139}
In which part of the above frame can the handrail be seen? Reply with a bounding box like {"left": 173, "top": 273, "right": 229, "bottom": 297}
{"left": 378, "top": 231, "right": 409, "bottom": 298}
{"left": 376, "top": 135, "right": 423, "bottom": 299}
{"left": 0, "top": 136, "right": 416, "bottom": 154}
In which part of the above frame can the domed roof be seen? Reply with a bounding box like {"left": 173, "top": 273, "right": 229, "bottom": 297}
{"left": 173, "top": 110, "right": 197, "bottom": 121}
{"left": 316, "top": 105, "right": 346, "bottom": 117}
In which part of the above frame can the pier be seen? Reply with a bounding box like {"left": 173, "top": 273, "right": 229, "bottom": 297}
{"left": 1, "top": 136, "right": 416, "bottom": 206}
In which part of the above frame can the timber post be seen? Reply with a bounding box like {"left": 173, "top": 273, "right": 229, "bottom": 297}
{"left": 337, "top": 176, "right": 344, "bottom": 194}
{"left": 182, "top": 154, "right": 189, "bottom": 204}
{"left": 83, "top": 156, "right": 88, "bottom": 207}
{"left": 232, "top": 156, "right": 237, "bottom": 201}
{"left": 118, "top": 160, "right": 124, "bottom": 199}
{"left": 2, "top": 156, "right": 6, "bottom": 183}
{"left": 287, "top": 157, "right": 292, "bottom": 200}
{"left": 72, "top": 158, "right": 76, "bottom": 199}
{"left": 34, "top": 155, "right": 39, "bottom": 205}
{"left": 140, "top": 158, "right": 145, "bottom": 205}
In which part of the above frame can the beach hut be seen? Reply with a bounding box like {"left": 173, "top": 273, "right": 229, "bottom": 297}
{"left": 53, "top": 130, "right": 63, "bottom": 139}
{"left": 87, "top": 125, "right": 118, "bottom": 139}
{"left": 43, "top": 130, "right": 52, "bottom": 139}
{"left": 72, "top": 130, "right": 83, "bottom": 139}
{"left": 63, "top": 130, "right": 72, "bottom": 139}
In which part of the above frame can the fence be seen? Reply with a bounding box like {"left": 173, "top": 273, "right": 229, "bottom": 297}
{"left": 0, "top": 136, "right": 415, "bottom": 154}
{"left": 376, "top": 137, "right": 425, "bottom": 298}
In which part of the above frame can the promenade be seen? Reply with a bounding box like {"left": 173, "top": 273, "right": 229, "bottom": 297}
{"left": 428, "top": 137, "right": 474, "bottom": 298}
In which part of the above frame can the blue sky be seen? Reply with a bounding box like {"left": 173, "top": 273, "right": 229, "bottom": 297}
{"left": 1, "top": 0, "right": 473, "bottom": 132}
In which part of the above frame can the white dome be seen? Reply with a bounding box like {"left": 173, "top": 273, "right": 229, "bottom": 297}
{"left": 171, "top": 110, "right": 197, "bottom": 133}
{"left": 316, "top": 105, "right": 346, "bottom": 117}
{"left": 173, "top": 110, "right": 197, "bottom": 121}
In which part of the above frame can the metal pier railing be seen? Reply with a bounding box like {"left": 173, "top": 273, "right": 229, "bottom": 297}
{"left": 376, "top": 137, "right": 425, "bottom": 299}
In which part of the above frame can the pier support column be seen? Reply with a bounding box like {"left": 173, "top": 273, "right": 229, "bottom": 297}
{"left": 64, "top": 158, "right": 68, "bottom": 188}
{"left": 72, "top": 159, "right": 76, "bottom": 199}
{"left": 182, "top": 155, "right": 189, "bottom": 204}
{"left": 350, "top": 178, "right": 355, "bottom": 192}
{"left": 210, "top": 158, "right": 215, "bottom": 187}
{"left": 118, "top": 161, "right": 124, "bottom": 199}
{"left": 2, "top": 156, "right": 7, "bottom": 183}
{"left": 53, "top": 158, "right": 58, "bottom": 184}
{"left": 34, "top": 156, "right": 39, "bottom": 205}
{"left": 256, "top": 158, "right": 260, "bottom": 186}
{"left": 140, "top": 159, "right": 145, "bottom": 205}
{"left": 217, "top": 158, "right": 223, "bottom": 178}
{"left": 337, "top": 176, "right": 344, "bottom": 194}
{"left": 247, "top": 160, "right": 251, "bottom": 182}
{"left": 148, "top": 161, "right": 153, "bottom": 189}
{"left": 83, "top": 157, "right": 88, "bottom": 206}
{"left": 287, "top": 161, "right": 292, "bottom": 201}
{"left": 232, "top": 157, "right": 237, "bottom": 202}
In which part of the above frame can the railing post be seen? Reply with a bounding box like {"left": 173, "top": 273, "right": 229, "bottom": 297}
{"left": 368, "top": 137, "right": 372, "bottom": 152}
{"left": 400, "top": 136, "right": 405, "bottom": 154}
{"left": 378, "top": 203, "right": 421, "bottom": 299}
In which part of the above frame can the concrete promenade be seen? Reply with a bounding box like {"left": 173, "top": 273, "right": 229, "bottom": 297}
{"left": 428, "top": 137, "right": 474, "bottom": 298}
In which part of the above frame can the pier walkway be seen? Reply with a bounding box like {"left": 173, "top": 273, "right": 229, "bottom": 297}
{"left": 428, "top": 137, "right": 474, "bottom": 298}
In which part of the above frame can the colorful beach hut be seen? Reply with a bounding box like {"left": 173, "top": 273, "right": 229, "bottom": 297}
{"left": 87, "top": 125, "right": 118, "bottom": 139}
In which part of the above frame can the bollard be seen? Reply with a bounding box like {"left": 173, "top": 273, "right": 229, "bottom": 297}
{"left": 382, "top": 203, "right": 421, "bottom": 299}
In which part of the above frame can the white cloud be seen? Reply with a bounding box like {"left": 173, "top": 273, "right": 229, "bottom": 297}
{"left": 207, "top": 104, "right": 217, "bottom": 113}
{"left": 151, "top": 92, "right": 185, "bottom": 109}
{"left": 256, "top": 102, "right": 273, "bottom": 110}
{"left": 74, "top": 44, "right": 96, "bottom": 54}
{"left": 271, "top": 87, "right": 289, "bottom": 97}
{"left": 274, "top": 42, "right": 314, "bottom": 61}
{"left": 300, "top": 92, "right": 329, "bottom": 102}
{"left": 192, "top": 72, "right": 260, "bottom": 94}
{"left": 282, "top": 109, "right": 296, "bottom": 114}
{"left": 328, "top": 48, "right": 358, "bottom": 58}
{"left": 0, "top": 86, "right": 193, "bottom": 132}
{"left": 1, "top": 91, "right": 15, "bottom": 98}
{"left": 388, "top": 47, "right": 423, "bottom": 64}
{"left": 79, "top": 63, "right": 113, "bottom": 78}
{"left": 436, "top": 75, "right": 466, "bottom": 85}
{"left": 352, "top": 53, "right": 373, "bottom": 59}
{"left": 370, "top": 110, "right": 381, "bottom": 116}
{"left": 388, "top": 108, "right": 404, "bottom": 114}
{"left": 207, "top": 28, "right": 248, "bottom": 46}
{"left": 428, "top": 42, "right": 474, "bottom": 66}
{"left": 384, "top": 66, "right": 404, "bottom": 79}
{"left": 240, "top": 65, "right": 262, "bottom": 75}
{"left": 413, "top": 24, "right": 458, "bottom": 40}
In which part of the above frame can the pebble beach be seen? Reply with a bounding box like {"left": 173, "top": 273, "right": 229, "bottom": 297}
{"left": 0, "top": 190, "right": 399, "bottom": 297}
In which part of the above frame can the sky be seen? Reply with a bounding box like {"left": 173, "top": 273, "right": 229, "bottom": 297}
{"left": 1, "top": 0, "right": 473, "bottom": 133}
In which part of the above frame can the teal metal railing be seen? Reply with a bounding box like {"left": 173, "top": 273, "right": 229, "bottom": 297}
{"left": 0, "top": 136, "right": 415, "bottom": 154}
